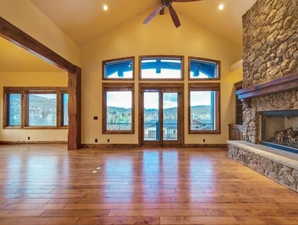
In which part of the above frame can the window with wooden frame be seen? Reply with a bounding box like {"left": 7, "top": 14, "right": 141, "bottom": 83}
{"left": 102, "top": 84, "right": 134, "bottom": 134}
{"left": 139, "top": 56, "right": 184, "bottom": 80}
{"left": 3, "top": 87, "right": 68, "bottom": 129}
{"left": 189, "top": 83, "right": 220, "bottom": 134}
{"left": 102, "top": 57, "right": 135, "bottom": 80}
{"left": 189, "top": 57, "right": 220, "bottom": 80}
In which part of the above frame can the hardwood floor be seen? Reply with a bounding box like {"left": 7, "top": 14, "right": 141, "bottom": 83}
{"left": 0, "top": 144, "right": 297, "bottom": 225}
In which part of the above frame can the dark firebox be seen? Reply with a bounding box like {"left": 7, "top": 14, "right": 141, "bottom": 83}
{"left": 261, "top": 110, "right": 298, "bottom": 153}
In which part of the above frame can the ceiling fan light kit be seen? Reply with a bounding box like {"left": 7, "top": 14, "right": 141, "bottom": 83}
{"left": 143, "top": 0, "right": 203, "bottom": 28}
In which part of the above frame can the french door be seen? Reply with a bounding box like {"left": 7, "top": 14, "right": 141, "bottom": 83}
{"left": 140, "top": 85, "right": 183, "bottom": 146}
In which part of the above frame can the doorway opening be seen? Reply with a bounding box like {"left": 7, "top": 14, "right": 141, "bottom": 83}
{"left": 0, "top": 17, "right": 81, "bottom": 150}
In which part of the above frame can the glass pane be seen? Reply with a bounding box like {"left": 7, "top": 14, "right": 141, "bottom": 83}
{"left": 141, "top": 57, "right": 182, "bottom": 79}
{"left": 144, "top": 92, "right": 160, "bottom": 141}
{"left": 190, "top": 59, "right": 218, "bottom": 79}
{"left": 62, "top": 93, "right": 69, "bottom": 126}
{"left": 163, "top": 93, "right": 178, "bottom": 141}
{"left": 8, "top": 93, "right": 22, "bottom": 126}
{"left": 190, "top": 91, "right": 216, "bottom": 131}
{"left": 104, "top": 59, "right": 133, "bottom": 79}
{"left": 106, "top": 91, "right": 132, "bottom": 130}
{"left": 29, "top": 94, "right": 57, "bottom": 126}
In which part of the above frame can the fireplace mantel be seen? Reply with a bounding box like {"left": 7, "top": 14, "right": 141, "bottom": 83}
{"left": 236, "top": 73, "right": 298, "bottom": 99}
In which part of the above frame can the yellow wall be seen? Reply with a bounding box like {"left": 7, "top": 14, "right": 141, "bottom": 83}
{"left": 0, "top": 0, "right": 81, "bottom": 66}
{"left": 81, "top": 12, "right": 243, "bottom": 145}
{"left": 0, "top": 72, "right": 68, "bottom": 142}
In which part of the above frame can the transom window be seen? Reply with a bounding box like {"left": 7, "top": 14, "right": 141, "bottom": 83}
{"left": 189, "top": 57, "right": 220, "bottom": 80}
{"left": 140, "top": 56, "right": 183, "bottom": 80}
{"left": 4, "top": 88, "right": 68, "bottom": 128}
{"left": 103, "top": 57, "right": 134, "bottom": 80}
{"left": 189, "top": 84, "right": 220, "bottom": 134}
{"left": 102, "top": 84, "right": 134, "bottom": 134}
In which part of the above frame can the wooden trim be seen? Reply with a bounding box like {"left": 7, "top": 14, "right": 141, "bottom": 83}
{"left": 102, "top": 56, "right": 135, "bottom": 81}
{"left": 189, "top": 83, "right": 220, "bottom": 90}
{"left": 0, "top": 17, "right": 81, "bottom": 150}
{"left": 188, "top": 83, "right": 221, "bottom": 134}
{"left": 234, "top": 81, "right": 243, "bottom": 90}
{"left": 4, "top": 87, "right": 68, "bottom": 92}
{"left": 81, "top": 143, "right": 227, "bottom": 149}
{"left": 139, "top": 55, "right": 184, "bottom": 81}
{"left": 188, "top": 56, "right": 221, "bottom": 81}
{"left": 236, "top": 73, "right": 298, "bottom": 99}
{"left": 3, "top": 91, "right": 9, "bottom": 128}
{"left": 138, "top": 84, "right": 184, "bottom": 146}
{"left": 3, "top": 87, "right": 68, "bottom": 129}
{"left": 102, "top": 83, "right": 135, "bottom": 134}
{"left": 0, "top": 141, "right": 67, "bottom": 145}
{"left": 139, "top": 83, "right": 184, "bottom": 89}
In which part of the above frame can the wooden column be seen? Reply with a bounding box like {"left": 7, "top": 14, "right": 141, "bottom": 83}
{"left": 68, "top": 67, "right": 81, "bottom": 150}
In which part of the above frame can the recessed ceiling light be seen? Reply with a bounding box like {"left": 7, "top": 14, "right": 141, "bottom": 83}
{"left": 218, "top": 3, "right": 225, "bottom": 11}
{"left": 102, "top": 4, "right": 109, "bottom": 11}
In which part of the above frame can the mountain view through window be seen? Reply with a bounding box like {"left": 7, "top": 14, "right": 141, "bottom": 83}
{"left": 28, "top": 94, "right": 57, "bottom": 126}
{"left": 106, "top": 91, "right": 132, "bottom": 131}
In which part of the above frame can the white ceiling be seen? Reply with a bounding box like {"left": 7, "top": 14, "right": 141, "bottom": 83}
{"left": 31, "top": 0, "right": 256, "bottom": 45}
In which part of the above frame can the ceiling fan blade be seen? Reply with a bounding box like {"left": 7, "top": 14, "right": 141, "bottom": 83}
{"left": 172, "top": 0, "right": 202, "bottom": 2}
{"left": 168, "top": 4, "right": 181, "bottom": 28}
{"left": 143, "top": 5, "right": 165, "bottom": 24}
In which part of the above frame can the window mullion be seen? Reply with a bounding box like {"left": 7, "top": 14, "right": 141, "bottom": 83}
{"left": 22, "top": 91, "right": 28, "bottom": 128}
{"left": 57, "top": 91, "right": 62, "bottom": 128}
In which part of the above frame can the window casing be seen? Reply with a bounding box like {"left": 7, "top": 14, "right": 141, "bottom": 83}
{"left": 189, "top": 83, "right": 220, "bottom": 134}
{"left": 140, "top": 56, "right": 184, "bottom": 80}
{"left": 189, "top": 57, "right": 220, "bottom": 80}
{"left": 102, "top": 84, "right": 134, "bottom": 134}
{"left": 3, "top": 87, "right": 68, "bottom": 129}
{"left": 102, "top": 57, "right": 134, "bottom": 80}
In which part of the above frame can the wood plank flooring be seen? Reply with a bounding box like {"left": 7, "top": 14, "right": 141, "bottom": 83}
{"left": 0, "top": 144, "right": 297, "bottom": 225}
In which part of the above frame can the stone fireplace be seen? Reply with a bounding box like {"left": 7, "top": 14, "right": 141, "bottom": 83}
{"left": 228, "top": 0, "right": 298, "bottom": 192}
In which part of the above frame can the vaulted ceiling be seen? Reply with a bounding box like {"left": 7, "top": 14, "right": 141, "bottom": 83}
{"left": 0, "top": 37, "right": 62, "bottom": 72}
{"left": 31, "top": 0, "right": 256, "bottom": 45}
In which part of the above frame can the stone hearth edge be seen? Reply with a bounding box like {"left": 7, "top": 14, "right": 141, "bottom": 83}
{"left": 228, "top": 141, "right": 298, "bottom": 192}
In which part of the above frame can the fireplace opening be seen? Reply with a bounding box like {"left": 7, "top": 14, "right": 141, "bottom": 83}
{"left": 261, "top": 110, "right": 298, "bottom": 154}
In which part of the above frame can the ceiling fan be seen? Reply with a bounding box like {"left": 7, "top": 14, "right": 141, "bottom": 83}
{"left": 143, "top": 0, "right": 203, "bottom": 28}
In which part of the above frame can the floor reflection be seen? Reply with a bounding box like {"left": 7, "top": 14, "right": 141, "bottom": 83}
{"left": 103, "top": 156, "right": 134, "bottom": 203}
{"left": 189, "top": 156, "right": 215, "bottom": 201}
{"left": 142, "top": 151, "right": 160, "bottom": 202}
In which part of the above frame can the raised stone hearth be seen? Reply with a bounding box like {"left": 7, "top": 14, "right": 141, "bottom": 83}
{"left": 228, "top": 141, "right": 298, "bottom": 192}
